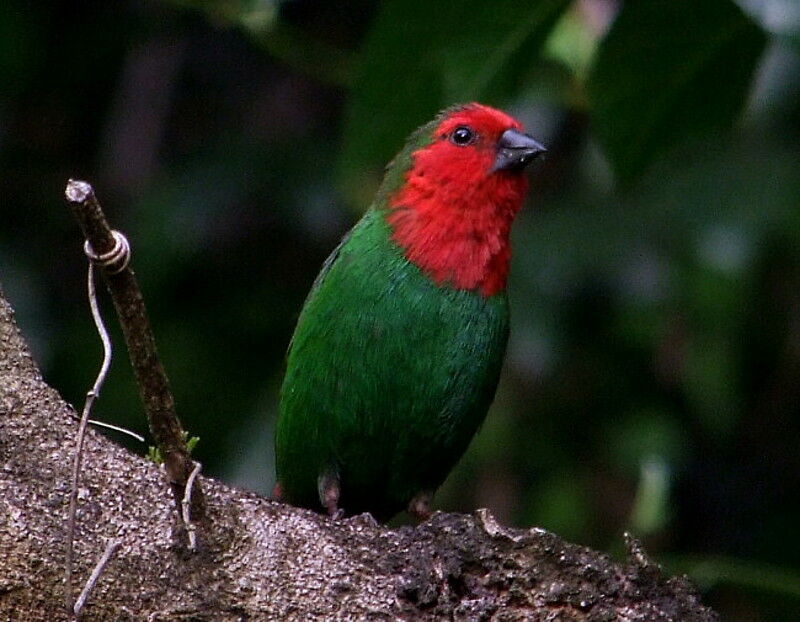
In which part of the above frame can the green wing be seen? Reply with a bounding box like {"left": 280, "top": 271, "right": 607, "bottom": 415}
{"left": 285, "top": 226, "right": 352, "bottom": 357}
{"left": 276, "top": 208, "right": 509, "bottom": 519}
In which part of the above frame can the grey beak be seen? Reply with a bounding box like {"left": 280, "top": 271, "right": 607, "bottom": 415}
{"left": 493, "top": 128, "right": 547, "bottom": 173}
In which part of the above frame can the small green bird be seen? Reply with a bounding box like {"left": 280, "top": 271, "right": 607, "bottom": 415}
{"left": 275, "top": 103, "right": 545, "bottom": 521}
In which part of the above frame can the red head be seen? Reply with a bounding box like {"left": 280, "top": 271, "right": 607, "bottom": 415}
{"left": 387, "top": 103, "right": 545, "bottom": 297}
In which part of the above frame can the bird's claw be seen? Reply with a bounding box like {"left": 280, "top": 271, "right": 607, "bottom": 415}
{"left": 408, "top": 491, "right": 433, "bottom": 521}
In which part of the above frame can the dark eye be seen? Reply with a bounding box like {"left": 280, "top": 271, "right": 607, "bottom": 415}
{"left": 450, "top": 126, "right": 475, "bottom": 146}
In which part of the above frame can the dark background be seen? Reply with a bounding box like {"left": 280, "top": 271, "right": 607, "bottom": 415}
{"left": 1, "top": 0, "right": 799, "bottom": 618}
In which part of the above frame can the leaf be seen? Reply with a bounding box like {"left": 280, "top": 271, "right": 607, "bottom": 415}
{"left": 146, "top": 432, "right": 199, "bottom": 464}
{"left": 587, "top": 0, "right": 767, "bottom": 186}
{"left": 339, "top": 0, "right": 572, "bottom": 201}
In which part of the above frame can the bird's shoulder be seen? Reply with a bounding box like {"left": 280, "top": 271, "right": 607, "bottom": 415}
{"left": 285, "top": 209, "right": 398, "bottom": 353}
{"left": 304, "top": 208, "right": 393, "bottom": 299}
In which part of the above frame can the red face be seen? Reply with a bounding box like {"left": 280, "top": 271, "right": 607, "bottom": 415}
{"left": 388, "top": 103, "right": 540, "bottom": 296}
{"left": 416, "top": 104, "right": 528, "bottom": 185}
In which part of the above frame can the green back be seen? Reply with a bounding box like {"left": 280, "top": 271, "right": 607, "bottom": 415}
{"left": 276, "top": 208, "right": 509, "bottom": 519}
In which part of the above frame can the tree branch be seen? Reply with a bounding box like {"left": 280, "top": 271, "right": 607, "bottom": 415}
{"left": 0, "top": 283, "right": 719, "bottom": 620}
{"left": 64, "top": 180, "right": 201, "bottom": 521}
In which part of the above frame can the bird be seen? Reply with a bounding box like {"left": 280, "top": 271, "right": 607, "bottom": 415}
{"left": 274, "top": 103, "right": 546, "bottom": 521}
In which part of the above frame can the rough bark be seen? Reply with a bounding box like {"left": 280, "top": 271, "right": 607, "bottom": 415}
{"left": 0, "top": 285, "right": 718, "bottom": 621}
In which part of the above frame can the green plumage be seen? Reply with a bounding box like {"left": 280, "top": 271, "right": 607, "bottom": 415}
{"left": 276, "top": 110, "right": 512, "bottom": 520}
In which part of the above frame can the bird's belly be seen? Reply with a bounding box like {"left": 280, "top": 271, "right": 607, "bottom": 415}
{"left": 279, "top": 281, "right": 508, "bottom": 518}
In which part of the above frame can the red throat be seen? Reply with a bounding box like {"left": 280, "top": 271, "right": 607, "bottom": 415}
{"left": 387, "top": 105, "right": 530, "bottom": 297}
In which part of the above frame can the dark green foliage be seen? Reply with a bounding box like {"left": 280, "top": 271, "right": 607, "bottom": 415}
{"left": 587, "top": 0, "right": 767, "bottom": 185}
{"left": 339, "top": 0, "right": 572, "bottom": 196}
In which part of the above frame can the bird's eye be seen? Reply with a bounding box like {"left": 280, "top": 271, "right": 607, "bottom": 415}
{"left": 450, "top": 126, "right": 475, "bottom": 146}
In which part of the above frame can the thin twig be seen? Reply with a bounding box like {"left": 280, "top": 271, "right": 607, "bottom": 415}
{"left": 64, "top": 179, "right": 202, "bottom": 519}
{"left": 86, "top": 419, "right": 146, "bottom": 443}
{"left": 69, "top": 411, "right": 147, "bottom": 443}
{"left": 65, "top": 263, "right": 115, "bottom": 614}
{"left": 73, "top": 539, "right": 121, "bottom": 618}
{"left": 181, "top": 461, "right": 203, "bottom": 552}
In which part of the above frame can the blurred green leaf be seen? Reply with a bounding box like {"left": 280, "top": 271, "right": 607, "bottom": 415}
{"left": 604, "top": 409, "right": 688, "bottom": 475}
{"left": 682, "top": 334, "right": 740, "bottom": 437}
{"left": 165, "top": 0, "right": 354, "bottom": 86}
{"left": 544, "top": 4, "right": 602, "bottom": 79}
{"left": 670, "top": 555, "right": 800, "bottom": 599}
{"left": 587, "top": 0, "right": 767, "bottom": 186}
{"left": 527, "top": 472, "right": 591, "bottom": 542}
{"left": 629, "top": 456, "right": 672, "bottom": 536}
{"left": 339, "top": 0, "right": 572, "bottom": 200}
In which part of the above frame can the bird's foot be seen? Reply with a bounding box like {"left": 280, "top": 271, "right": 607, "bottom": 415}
{"left": 318, "top": 470, "right": 342, "bottom": 519}
{"left": 408, "top": 491, "right": 433, "bottom": 521}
